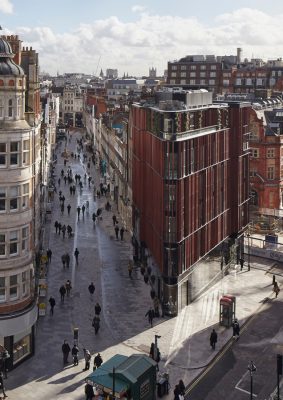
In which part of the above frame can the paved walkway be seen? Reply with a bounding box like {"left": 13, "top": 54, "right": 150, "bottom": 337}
{"left": 4, "top": 130, "right": 283, "bottom": 399}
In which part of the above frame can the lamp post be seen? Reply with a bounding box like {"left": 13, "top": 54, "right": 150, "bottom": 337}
{"left": 248, "top": 360, "right": 256, "bottom": 400}
{"left": 247, "top": 232, "right": 251, "bottom": 271}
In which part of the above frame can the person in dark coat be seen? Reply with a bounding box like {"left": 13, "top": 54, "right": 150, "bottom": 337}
{"left": 95, "top": 302, "right": 101, "bottom": 315}
{"left": 67, "top": 204, "right": 71, "bottom": 215}
{"left": 49, "top": 296, "right": 56, "bottom": 315}
{"left": 74, "top": 248, "right": 79, "bottom": 264}
{"left": 62, "top": 340, "right": 71, "bottom": 365}
{"left": 173, "top": 384, "right": 181, "bottom": 400}
{"left": 145, "top": 308, "right": 154, "bottom": 327}
{"left": 0, "top": 371, "right": 7, "bottom": 398}
{"left": 72, "top": 344, "right": 79, "bottom": 365}
{"left": 210, "top": 329, "right": 217, "bottom": 349}
{"left": 178, "top": 380, "right": 185, "bottom": 396}
{"left": 120, "top": 226, "right": 125, "bottom": 240}
{"left": 94, "top": 353, "right": 103, "bottom": 370}
{"left": 54, "top": 220, "right": 59, "bottom": 234}
{"left": 47, "top": 248, "right": 52, "bottom": 263}
{"left": 112, "top": 214, "right": 117, "bottom": 225}
{"left": 232, "top": 319, "right": 240, "bottom": 339}
{"left": 88, "top": 282, "right": 95, "bottom": 295}
{"left": 239, "top": 258, "right": 244, "bottom": 271}
{"left": 85, "top": 382, "right": 94, "bottom": 400}
{"left": 114, "top": 225, "right": 119, "bottom": 239}
{"left": 59, "top": 285, "right": 66, "bottom": 302}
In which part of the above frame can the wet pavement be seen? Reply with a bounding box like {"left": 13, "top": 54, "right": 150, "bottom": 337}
{"left": 4, "top": 130, "right": 283, "bottom": 399}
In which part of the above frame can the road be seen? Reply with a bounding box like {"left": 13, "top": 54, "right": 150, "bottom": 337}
{"left": 187, "top": 293, "right": 283, "bottom": 400}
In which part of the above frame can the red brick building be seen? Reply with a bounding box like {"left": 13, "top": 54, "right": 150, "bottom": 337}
{"left": 131, "top": 91, "right": 250, "bottom": 314}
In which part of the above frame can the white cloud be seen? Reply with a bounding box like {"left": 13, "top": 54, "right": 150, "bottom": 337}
{"left": 12, "top": 8, "right": 283, "bottom": 76}
{"left": 132, "top": 5, "right": 146, "bottom": 13}
{"left": 0, "top": 0, "right": 13, "bottom": 14}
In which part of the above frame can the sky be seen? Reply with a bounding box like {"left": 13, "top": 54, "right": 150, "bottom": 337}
{"left": 0, "top": 0, "right": 283, "bottom": 77}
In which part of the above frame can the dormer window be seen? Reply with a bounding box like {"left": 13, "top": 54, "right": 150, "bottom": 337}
{"left": 8, "top": 80, "right": 14, "bottom": 87}
{"left": 8, "top": 99, "right": 13, "bottom": 117}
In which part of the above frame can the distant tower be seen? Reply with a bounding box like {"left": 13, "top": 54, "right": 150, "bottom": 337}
{"left": 237, "top": 48, "right": 242, "bottom": 64}
{"left": 99, "top": 68, "right": 104, "bottom": 78}
{"left": 149, "top": 67, "right": 157, "bottom": 78}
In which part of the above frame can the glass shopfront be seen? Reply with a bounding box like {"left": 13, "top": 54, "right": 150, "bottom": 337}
{"left": 13, "top": 328, "right": 31, "bottom": 364}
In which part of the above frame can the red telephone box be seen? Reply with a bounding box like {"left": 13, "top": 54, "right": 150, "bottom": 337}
{"left": 219, "top": 296, "right": 234, "bottom": 327}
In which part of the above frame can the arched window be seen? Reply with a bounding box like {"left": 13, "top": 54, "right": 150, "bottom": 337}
{"left": 8, "top": 99, "right": 13, "bottom": 117}
{"left": 0, "top": 80, "right": 4, "bottom": 86}
{"left": 8, "top": 80, "right": 14, "bottom": 87}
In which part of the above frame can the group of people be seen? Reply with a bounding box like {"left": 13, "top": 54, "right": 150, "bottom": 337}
{"left": 54, "top": 220, "right": 73, "bottom": 238}
{"left": 210, "top": 318, "right": 241, "bottom": 350}
{"left": 173, "top": 379, "right": 186, "bottom": 400}
{"left": 59, "top": 280, "right": 72, "bottom": 302}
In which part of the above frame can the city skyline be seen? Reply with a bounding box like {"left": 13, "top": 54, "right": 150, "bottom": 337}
{"left": 0, "top": 0, "right": 283, "bottom": 76}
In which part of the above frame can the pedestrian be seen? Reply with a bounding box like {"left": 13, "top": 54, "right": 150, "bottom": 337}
{"left": 77, "top": 206, "right": 81, "bottom": 219}
{"left": 145, "top": 308, "right": 154, "bottom": 327}
{"left": 65, "top": 280, "right": 72, "bottom": 296}
{"left": 47, "top": 248, "right": 52, "bottom": 263}
{"left": 82, "top": 204, "right": 86, "bottom": 218}
{"left": 65, "top": 252, "right": 70, "bottom": 268}
{"left": 61, "top": 169, "right": 64, "bottom": 177}
{"left": 64, "top": 176, "right": 67, "bottom": 184}
{"left": 54, "top": 220, "right": 59, "bottom": 234}
{"left": 61, "top": 203, "right": 64, "bottom": 215}
{"left": 49, "top": 296, "right": 56, "bottom": 315}
{"left": 178, "top": 380, "right": 186, "bottom": 396}
{"left": 59, "top": 285, "right": 66, "bottom": 302}
{"left": 120, "top": 226, "right": 125, "bottom": 240}
{"left": 72, "top": 185, "right": 76, "bottom": 194}
{"left": 72, "top": 343, "right": 79, "bottom": 366}
{"left": 74, "top": 248, "right": 79, "bottom": 264}
{"left": 210, "top": 328, "right": 217, "bottom": 350}
{"left": 114, "top": 225, "right": 119, "bottom": 239}
{"left": 88, "top": 282, "right": 95, "bottom": 295}
{"left": 67, "top": 225, "right": 72, "bottom": 238}
{"left": 67, "top": 204, "right": 71, "bottom": 215}
{"left": 232, "top": 319, "right": 240, "bottom": 339}
{"left": 274, "top": 281, "right": 280, "bottom": 298}
{"left": 88, "top": 176, "right": 92, "bottom": 187}
{"left": 128, "top": 261, "right": 133, "bottom": 279}
{"left": 58, "top": 178, "right": 61, "bottom": 187}
{"left": 153, "top": 296, "right": 160, "bottom": 317}
{"left": 85, "top": 381, "right": 94, "bottom": 400}
{"left": 173, "top": 384, "right": 181, "bottom": 400}
{"left": 58, "top": 222, "right": 62, "bottom": 235}
{"left": 239, "top": 258, "right": 244, "bottom": 271}
{"left": 62, "top": 340, "right": 71, "bottom": 365}
{"left": 69, "top": 186, "right": 73, "bottom": 196}
{"left": 61, "top": 254, "right": 66, "bottom": 269}
{"left": 93, "top": 353, "right": 103, "bottom": 370}
{"left": 95, "top": 302, "right": 101, "bottom": 316}
{"left": 0, "top": 371, "right": 7, "bottom": 398}
{"left": 92, "top": 315, "right": 100, "bottom": 334}
{"left": 112, "top": 214, "right": 117, "bottom": 225}
{"left": 92, "top": 212, "right": 97, "bottom": 224}
{"left": 83, "top": 349, "right": 91, "bottom": 371}
{"left": 62, "top": 224, "right": 66, "bottom": 239}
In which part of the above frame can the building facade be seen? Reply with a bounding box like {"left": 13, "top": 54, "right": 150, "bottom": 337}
{"left": 131, "top": 91, "right": 250, "bottom": 314}
{"left": 0, "top": 38, "right": 38, "bottom": 369}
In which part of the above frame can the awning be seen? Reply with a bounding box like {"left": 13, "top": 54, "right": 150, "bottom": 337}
{"left": 0, "top": 303, "right": 38, "bottom": 337}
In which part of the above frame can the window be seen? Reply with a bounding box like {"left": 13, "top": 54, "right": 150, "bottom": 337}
{"left": 0, "top": 187, "right": 6, "bottom": 212}
{"left": 23, "top": 140, "right": 30, "bottom": 165}
{"left": 190, "top": 65, "right": 196, "bottom": 70}
{"left": 0, "top": 277, "right": 5, "bottom": 302}
{"left": 22, "top": 227, "right": 29, "bottom": 252}
{"left": 9, "top": 186, "right": 19, "bottom": 211}
{"left": 200, "top": 80, "right": 206, "bottom": 85}
{"left": 251, "top": 148, "right": 259, "bottom": 158}
{"left": 181, "top": 65, "right": 187, "bottom": 70}
{"left": 210, "top": 65, "right": 217, "bottom": 70}
{"left": 0, "top": 234, "right": 5, "bottom": 256}
{"left": 9, "top": 274, "right": 18, "bottom": 300}
{"left": 267, "top": 166, "right": 275, "bottom": 180}
{"left": 17, "top": 97, "right": 21, "bottom": 117}
{"left": 10, "top": 142, "right": 20, "bottom": 165}
{"left": 200, "top": 72, "right": 206, "bottom": 78}
{"left": 171, "top": 65, "right": 177, "bottom": 70}
{"left": 267, "top": 148, "right": 275, "bottom": 158}
{"left": 200, "top": 65, "right": 206, "bottom": 70}
{"left": 180, "top": 72, "right": 186, "bottom": 77}
{"left": 8, "top": 99, "right": 13, "bottom": 117}
{"left": 223, "top": 79, "right": 230, "bottom": 86}
{"left": 210, "top": 72, "right": 216, "bottom": 78}
{"left": 190, "top": 72, "right": 196, "bottom": 77}
{"left": 171, "top": 72, "right": 176, "bottom": 77}
{"left": 209, "top": 79, "right": 215, "bottom": 85}
{"left": 9, "top": 231, "right": 18, "bottom": 255}
{"left": 0, "top": 143, "right": 6, "bottom": 166}
{"left": 190, "top": 79, "right": 196, "bottom": 85}
{"left": 8, "top": 80, "right": 14, "bottom": 86}
{"left": 22, "top": 183, "right": 29, "bottom": 209}
{"left": 170, "top": 80, "right": 175, "bottom": 84}
{"left": 22, "top": 271, "right": 28, "bottom": 296}
{"left": 180, "top": 80, "right": 186, "bottom": 85}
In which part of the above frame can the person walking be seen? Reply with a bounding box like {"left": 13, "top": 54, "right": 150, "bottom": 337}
{"left": 77, "top": 206, "right": 81, "bottom": 220}
{"left": 58, "top": 178, "right": 61, "bottom": 187}
{"left": 47, "top": 248, "right": 52, "bottom": 263}
{"left": 210, "top": 329, "right": 218, "bottom": 350}
{"left": 65, "top": 280, "right": 72, "bottom": 297}
{"left": 120, "top": 226, "right": 125, "bottom": 240}
{"left": 59, "top": 285, "right": 66, "bottom": 302}
{"left": 61, "top": 254, "right": 66, "bottom": 269}
{"left": 82, "top": 204, "right": 86, "bottom": 218}
{"left": 239, "top": 257, "right": 244, "bottom": 271}
{"left": 62, "top": 340, "right": 71, "bottom": 365}
{"left": 61, "top": 203, "right": 64, "bottom": 215}
{"left": 72, "top": 344, "right": 79, "bottom": 366}
{"left": 178, "top": 380, "right": 186, "bottom": 396}
{"left": 54, "top": 220, "right": 59, "bottom": 234}
{"left": 274, "top": 281, "right": 280, "bottom": 298}
{"left": 92, "top": 315, "right": 100, "bottom": 334}
{"left": 173, "top": 384, "right": 181, "bottom": 400}
{"left": 83, "top": 349, "right": 91, "bottom": 371}
{"left": 67, "top": 204, "right": 71, "bottom": 216}
{"left": 0, "top": 371, "right": 8, "bottom": 398}
{"left": 93, "top": 353, "right": 103, "bottom": 370}
{"left": 58, "top": 222, "right": 62, "bottom": 235}
{"left": 49, "top": 296, "right": 56, "bottom": 315}
{"left": 65, "top": 252, "right": 70, "bottom": 268}
{"left": 85, "top": 382, "right": 94, "bottom": 400}
{"left": 145, "top": 308, "right": 154, "bottom": 327}
{"left": 95, "top": 302, "right": 101, "bottom": 316}
{"left": 114, "top": 225, "right": 119, "bottom": 240}
{"left": 232, "top": 319, "right": 240, "bottom": 339}
{"left": 62, "top": 224, "right": 66, "bottom": 239}
{"left": 88, "top": 282, "right": 95, "bottom": 295}
{"left": 112, "top": 214, "right": 117, "bottom": 226}
{"left": 74, "top": 248, "right": 79, "bottom": 265}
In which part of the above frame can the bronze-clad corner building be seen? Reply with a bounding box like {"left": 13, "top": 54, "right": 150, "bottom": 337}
{"left": 130, "top": 90, "right": 250, "bottom": 315}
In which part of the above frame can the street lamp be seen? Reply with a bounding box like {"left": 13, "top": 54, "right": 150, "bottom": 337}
{"left": 248, "top": 360, "right": 256, "bottom": 400}
{"left": 247, "top": 232, "right": 251, "bottom": 271}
